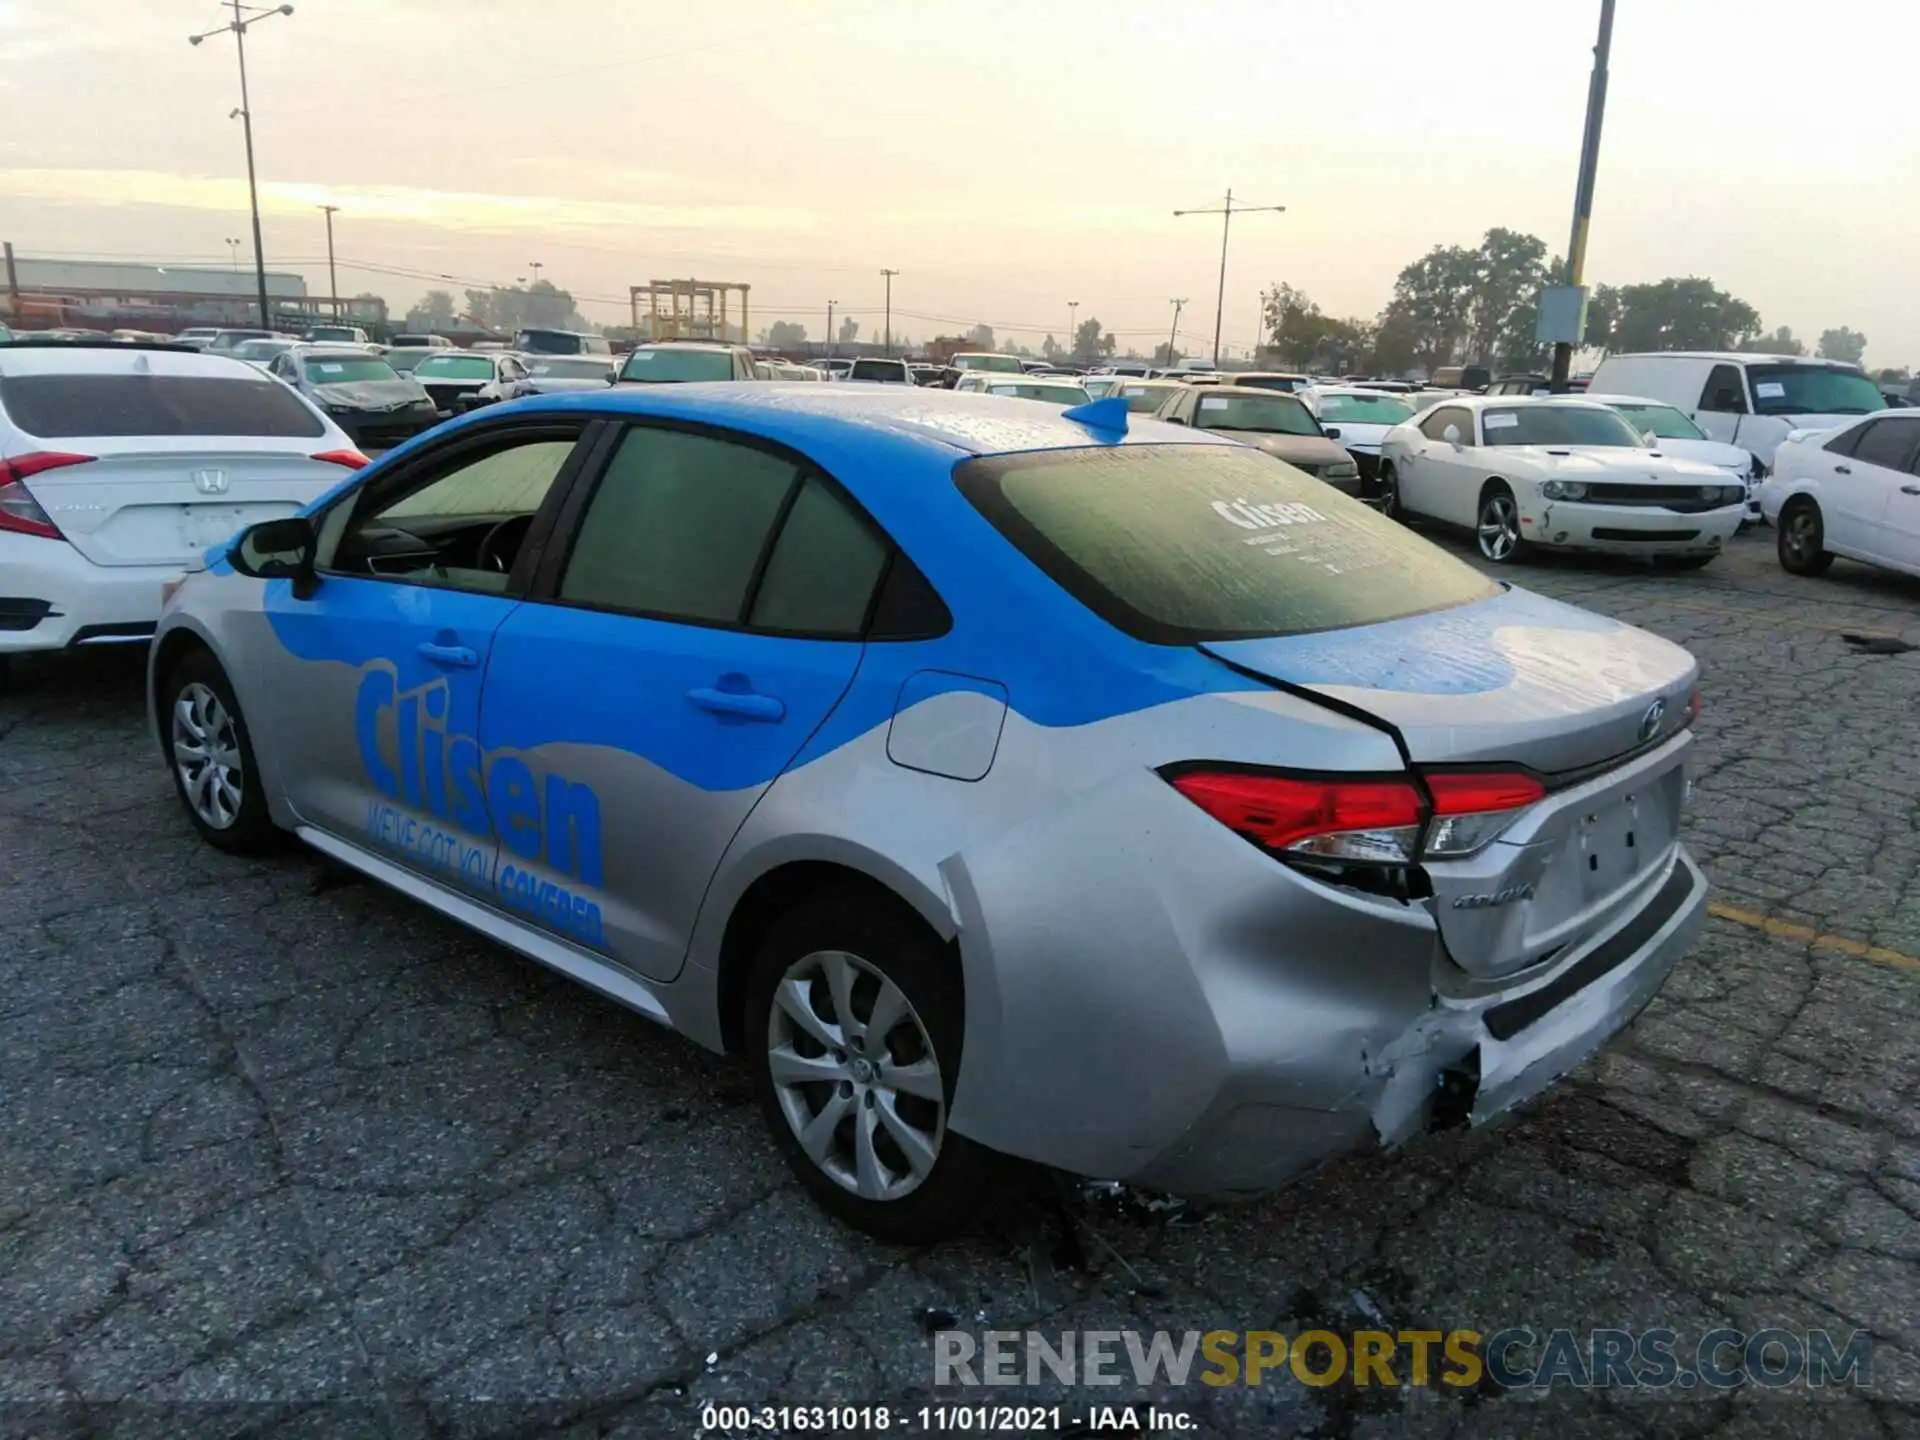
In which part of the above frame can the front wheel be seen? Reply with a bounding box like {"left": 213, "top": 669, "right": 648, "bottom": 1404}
{"left": 163, "top": 648, "right": 281, "bottom": 853}
{"left": 1476, "top": 484, "right": 1527, "bottom": 564}
{"left": 1778, "top": 498, "right": 1834, "bottom": 576}
{"left": 745, "top": 889, "right": 999, "bottom": 1243}
{"left": 1378, "top": 463, "right": 1403, "bottom": 521}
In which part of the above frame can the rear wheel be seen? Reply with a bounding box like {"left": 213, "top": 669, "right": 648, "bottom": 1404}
{"left": 1778, "top": 498, "right": 1834, "bottom": 576}
{"left": 1476, "top": 483, "right": 1526, "bottom": 564}
{"left": 162, "top": 649, "right": 280, "bottom": 853}
{"left": 745, "top": 888, "right": 998, "bottom": 1243}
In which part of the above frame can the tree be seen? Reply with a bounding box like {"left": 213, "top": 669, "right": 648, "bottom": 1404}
{"left": 766, "top": 320, "right": 808, "bottom": 349}
{"left": 1072, "top": 316, "right": 1114, "bottom": 360}
{"left": 838, "top": 317, "right": 860, "bottom": 345}
{"left": 1583, "top": 277, "right": 1760, "bottom": 353}
{"left": 967, "top": 323, "right": 996, "bottom": 351}
{"left": 1817, "top": 326, "right": 1868, "bottom": 364}
{"left": 404, "top": 289, "right": 457, "bottom": 332}
{"left": 1463, "top": 228, "right": 1556, "bottom": 371}
{"left": 1740, "top": 325, "right": 1805, "bottom": 357}
{"left": 1042, "top": 334, "right": 1063, "bottom": 361}
{"left": 1152, "top": 341, "right": 1184, "bottom": 367}
{"left": 1378, "top": 245, "right": 1478, "bottom": 373}
{"left": 1261, "top": 285, "right": 1376, "bottom": 373}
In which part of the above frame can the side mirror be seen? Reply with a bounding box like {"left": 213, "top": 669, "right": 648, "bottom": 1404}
{"left": 1164, "top": 414, "right": 1187, "bottom": 425}
{"left": 1641, "top": 430, "right": 1658, "bottom": 447}
{"left": 230, "top": 515, "right": 317, "bottom": 596}
{"left": 1323, "top": 426, "right": 1342, "bottom": 440}
{"left": 1443, "top": 424, "right": 1463, "bottom": 449}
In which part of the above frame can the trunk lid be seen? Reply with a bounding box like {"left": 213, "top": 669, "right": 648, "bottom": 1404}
{"left": 1201, "top": 585, "right": 1699, "bottom": 978}
{"left": 20, "top": 449, "right": 341, "bottom": 566}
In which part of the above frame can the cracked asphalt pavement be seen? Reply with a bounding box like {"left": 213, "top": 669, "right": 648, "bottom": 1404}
{"left": 3, "top": 530, "right": 1919, "bottom": 1439}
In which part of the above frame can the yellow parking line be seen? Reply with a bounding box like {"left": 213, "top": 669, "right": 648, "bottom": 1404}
{"left": 1708, "top": 901, "right": 1920, "bottom": 973}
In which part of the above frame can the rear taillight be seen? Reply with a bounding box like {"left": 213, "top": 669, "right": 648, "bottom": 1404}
{"left": 0, "top": 453, "right": 97, "bottom": 539}
{"left": 1166, "top": 764, "right": 1546, "bottom": 867}
{"left": 311, "top": 448, "right": 370, "bottom": 469}
{"left": 1685, "top": 686, "right": 1701, "bottom": 726}
{"left": 1167, "top": 768, "right": 1426, "bottom": 865}
{"left": 1421, "top": 769, "right": 1547, "bottom": 858}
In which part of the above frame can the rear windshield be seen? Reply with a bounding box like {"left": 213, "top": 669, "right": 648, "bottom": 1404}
{"left": 306, "top": 328, "right": 359, "bottom": 342}
{"left": 1194, "top": 392, "right": 1321, "bottom": 435}
{"left": 952, "top": 355, "right": 1025, "bottom": 374}
{"left": 531, "top": 358, "right": 611, "bottom": 378}
{"left": 849, "top": 359, "right": 907, "bottom": 381}
{"left": 413, "top": 356, "right": 494, "bottom": 380}
{"left": 1315, "top": 393, "right": 1413, "bottom": 424}
{"left": 986, "top": 382, "right": 1085, "bottom": 405}
{"left": 1230, "top": 376, "right": 1305, "bottom": 392}
{"left": 303, "top": 357, "right": 399, "bottom": 384}
{"left": 1481, "top": 405, "right": 1644, "bottom": 447}
{"left": 618, "top": 348, "right": 735, "bottom": 382}
{"left": 956, "top": 444, "right": 1496, "bottom": 643}
{"left": 0, "top": 373, "right": 325, "bottom": 438}
{"left": 516, "top": 330, "right": 585, "bottom": 355}
{"left": 1744, "top": 365, "right": 1885, "bottom": 418}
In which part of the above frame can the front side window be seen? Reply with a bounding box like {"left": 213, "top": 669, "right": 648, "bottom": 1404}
{"left": 1419, "top": 406, "right": 1470, "bottom": 442}
{"left": 1744, "top": 364, "right": 1886, "bottom": 418}
{"left": 326, "top": 432, "right": 581, "bottom": 592}
{"left": 1698, "top": 365, "right": 1748, "bottom": 414}
{"left": 1479, "top": 405, "right": 1644, "bottom": 448}
{"left": 559, "top": 427, "right": 799, "bottom": 623}
{"left": 957, "top": 444, "right": 1496, "bottom": 644}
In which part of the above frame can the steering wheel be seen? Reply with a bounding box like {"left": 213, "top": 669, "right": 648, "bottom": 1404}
{"left": 476, "top": 514, "right": 533, "bottom": 573}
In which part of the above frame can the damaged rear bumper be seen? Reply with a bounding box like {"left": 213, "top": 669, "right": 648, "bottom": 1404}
{"left": 1127, "top": 848, "right": 1706, "bottom": 1198}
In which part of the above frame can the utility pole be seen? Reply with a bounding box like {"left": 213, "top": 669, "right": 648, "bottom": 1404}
{"left": 1068, "top": 300, "right": 1079, "bottom": 356}
{"left": 1551, "top": 0, "right": 1615, "bottom": 393}
{"left": 319, "top": 205, "right": 339, "bottom": 318}
{"left": 3, "top": 242, "right": 19, "bottom": 321}
{"left": 1165, "top": 298, "right": 1186, "bottom": 369}
{"left": 826, "top": 299, "right": 836, "bottom": 356}
{"left": 191, "top": 2, "right": 295, "bottom": 331}
{"left": 1255, "top": 287, "right": 1270, "bottom": 362}
{"left": 880, "top": 268, "right": 899, "bottom": 356}
{"left": 1175, "top": 190, "right": 1285, "bottom": 367}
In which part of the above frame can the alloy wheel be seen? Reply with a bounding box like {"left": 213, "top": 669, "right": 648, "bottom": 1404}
{"left": 1477, "top": 493, "right": 1521, "bottom": 562}
{"left": 171, "top": 681, "right": 244, "bottom": 829}
{"left": 765, "top": 948, "right": 945, "bottom": 1202}
{"left": 1784, "top": 510, "right": 1819, "bottom": 565}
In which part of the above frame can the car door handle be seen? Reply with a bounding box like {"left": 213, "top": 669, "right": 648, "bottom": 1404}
{"left": 1835, "top": 465, "right": 1851, "bottom": 474}
{"left": 1903, "top": 485, "right": 1920, "bottom": 496}
{"left": 417, "top": 641, "right": 479, "bottom": 668}
{"left": 687, "top": 687, "right": 786, "bottom": 722}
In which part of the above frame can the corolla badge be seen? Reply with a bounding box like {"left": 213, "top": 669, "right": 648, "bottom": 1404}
{"left": 1638, "top": 698, "right": 1667, "bottom": 743}
{"left": 192, "top": 468, "right": 229, "bottom": 495}
{"left": 1452, "top": 883, "right": 1535, "bottom": 910}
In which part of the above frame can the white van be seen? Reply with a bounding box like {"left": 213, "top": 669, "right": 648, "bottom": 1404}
{"left": 1587, "top": 352, "right": 1887, "bottom": 469}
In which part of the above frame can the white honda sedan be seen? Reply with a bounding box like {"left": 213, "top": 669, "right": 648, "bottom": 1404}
{"left": 0, "top": 340, "right": 365, "bottom": 685}
{"left": 1377, "top": 396, "right": 1747, "bottom": 568}
{"left": 1762, "top": 408, "right": 1920, "bottom": 580}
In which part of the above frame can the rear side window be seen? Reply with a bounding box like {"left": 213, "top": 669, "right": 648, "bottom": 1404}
{"left": 957, "top": 444, "right": 1497, "bottom": 644}
{"left": 559, "top": 427, "right": 799, "bottom": 624}
{"left": 1850, "top": 418, "right": 1920, "bottom": 471}
{"left": 748, "top": 477, "right": 889, "bottom": 635}
{"left": 0, "top": 373, "right": 325, "bottom": 438}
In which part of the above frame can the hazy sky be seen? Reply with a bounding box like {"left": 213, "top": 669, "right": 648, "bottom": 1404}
{"left": 4, "top": 0, "right": 1915, "bottom": 362}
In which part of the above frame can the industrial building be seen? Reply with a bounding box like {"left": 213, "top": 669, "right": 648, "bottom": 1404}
{"left": 0, "top": 255, "right": 385, "bottom": 334}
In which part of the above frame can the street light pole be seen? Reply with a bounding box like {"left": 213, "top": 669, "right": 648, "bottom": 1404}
{"left": 528, "top": 261, "right": 544, "bottom": 285}
{"left": 1166, "top": 298, "right": 1186, "bottom": 369}
{"left": 191, "top": 2, "right": 294, "bottom": 332}
{"left": 1175, "top": 190, "right": 1285, "bottom": 367}
{"left": 827, "top": 299, "right": 836, "bottom": 357}
{"left": 224, "top": 237, "right": 241, "bottom": 271}
{"left": 1068, "top": 300, "right": 1079, "bottom": 357}
{"left": 1551, "top": 0, "right": 1616, "bottom": 393}
{"left": 880, "top": 269, "right": 899, "bottom": 356}
{"left": 319, "top": 204, "right": 339, "bottom": 318}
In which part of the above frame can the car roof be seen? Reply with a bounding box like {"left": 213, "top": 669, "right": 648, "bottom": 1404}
{"left": 1305, "top": 386, "right": 1413, "bottom": 399}
{"left": 291, "top": 344, "right": 383, "bottom": 359}
{"left": 1604, "top": 351, "right": 1858, "bottom": 367}
{"left": 632, "top": 341, "right": 735, "bottom": 353}
{"left": 1456, "top": 394, "right": 1611, "bottom": 411}
{"left": 485, "top": 383, "right": 1233, "bottom": 458}
{"left": 1574, "top": 393, "right": 1679, "bottom": 407}
{"left": 0, "top": 345, "right": 274, "bottom": 378}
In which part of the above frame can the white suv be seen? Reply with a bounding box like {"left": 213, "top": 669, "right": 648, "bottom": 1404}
{"left": 0, "top": 341, "right": 363, "bottom": 685}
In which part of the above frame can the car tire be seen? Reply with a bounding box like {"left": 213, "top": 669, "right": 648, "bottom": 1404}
{"left": 1777, "top": 498, "right": 1834, "bottom": 576}
{"left": 744, "top": 887, "right": 999, "bottom": 1243}
{"left": 1379, "top": 463, "right": 1403, "bottom": 521}
{"left": 1476, "top": 482, "right": 1527, "bottom": 564}
{"left": 161, "top": 648, "right": 282, "bottom": 854}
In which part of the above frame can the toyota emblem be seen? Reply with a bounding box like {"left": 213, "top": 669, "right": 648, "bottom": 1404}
{"left": 1638, "top": 698, "right": 1667, "bottom": 743}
